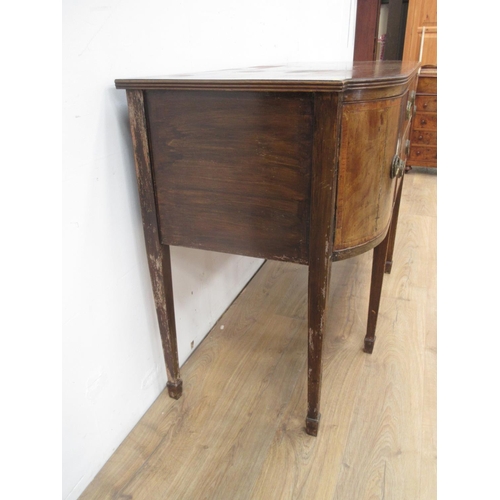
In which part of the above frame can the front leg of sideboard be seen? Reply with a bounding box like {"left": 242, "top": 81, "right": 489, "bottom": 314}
{"left": 305, "top": 92, "right": 341, "bottom": 436}
{"left": 306, "top": 252, "right": 332, "bottom": 436}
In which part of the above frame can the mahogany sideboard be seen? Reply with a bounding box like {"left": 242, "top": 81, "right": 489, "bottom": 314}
{"left": 115, "top": 61, "right": 419, "bottom": 436}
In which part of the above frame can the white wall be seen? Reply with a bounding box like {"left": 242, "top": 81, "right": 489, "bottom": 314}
{"left": 62, "top": 1, "right": 357, "bottom": 498}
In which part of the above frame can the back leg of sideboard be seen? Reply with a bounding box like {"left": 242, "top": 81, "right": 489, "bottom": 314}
{"left": 158, "top": 244, "right": 183, "bottom": 399}
{"left": 126, "top": 89, "right": 183, "bottom": 399}
{"left": 363, "top": 230, "right": 391, "bottom": 354}
{"left": 385, "top": 174, "right": 405, "bottom": 274}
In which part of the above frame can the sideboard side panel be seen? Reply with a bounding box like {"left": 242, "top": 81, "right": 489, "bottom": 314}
{"left": 146, "top": 90, "right": 313, "bottom": 264}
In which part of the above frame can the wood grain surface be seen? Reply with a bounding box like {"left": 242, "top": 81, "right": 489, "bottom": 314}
{"left": 415, "top": 95, "right": 437, "bottom": 113}
{"left": 305, "top": 93, "right": 341, "bottom": 435}
{"left": 146, "top": 90, "right": 313, "bottom": 264}
{"left": 333, "top": 97, "right": 401, "bottom": 254}
{"left": 115, "top": 61, "right": 419, "bottom": 93}
{"left": 413, "top": 113, "right": 437, "bottom": 131}
{"left": 80, "top": 168, "right": 436, "bottom": 500}
{"left": 413, "top": 73, "right": 436, "bottom": 95}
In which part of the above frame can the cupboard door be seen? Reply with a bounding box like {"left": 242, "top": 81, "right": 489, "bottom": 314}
{"left": 334, "top": 96, "right": 402, "bottom": 254}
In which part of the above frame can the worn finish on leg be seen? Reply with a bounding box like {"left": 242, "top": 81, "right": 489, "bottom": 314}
{"left": 306, "top": 93, "right": 342, "bottom": 436}
{"left": 364, "top": 230, "right": 391, "bottom": 354}
{"left": 126, "top": 89, "right": 182, "bottom": 396}
{"left": 161, "top": 245, "right": 182, "bottom": 399}
{"left": 385, "top": 175, "right": 405, "bottom": 274}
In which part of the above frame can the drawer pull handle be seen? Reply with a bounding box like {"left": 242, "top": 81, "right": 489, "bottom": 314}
{"left": 390, "top": 154, "right": 405, "bottom": 179}
{"left": 421, "top": 119, "right": 427, "bottom": 125}
{"left": 418, "top": 135, "right": 423, "bottom": 140}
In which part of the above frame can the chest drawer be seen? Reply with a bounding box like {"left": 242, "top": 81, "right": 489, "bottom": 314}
{"left": 413, "top": 113, "right": 437, "bottom": 131}
{"left": 416, "top": 75, "right": 437, "bottom": 94}
{"left": 408, "top": 145, "right": 437, "bottom": 162}
{"left": 415, "top": 95, "right": 437, "bottom": 113}
{"left": 411, "top": 129, "right": 437, "bottom": 146}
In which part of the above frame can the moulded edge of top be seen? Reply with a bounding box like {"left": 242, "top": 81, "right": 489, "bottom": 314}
{"left": 115, "top": 61, "right": 420, "bottom": 92}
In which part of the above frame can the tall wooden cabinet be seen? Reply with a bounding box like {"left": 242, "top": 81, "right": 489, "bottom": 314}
{"left": 403, "top": 0, "right": 437, "bottom": 168}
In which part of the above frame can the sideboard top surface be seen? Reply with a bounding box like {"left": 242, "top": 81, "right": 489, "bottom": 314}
{"left": 115, "top": 61, "right": 419, "bottom": 92}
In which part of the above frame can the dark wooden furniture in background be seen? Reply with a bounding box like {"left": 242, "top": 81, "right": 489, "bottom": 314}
{"left": 407, "top": 67, "right": 437, "bottom": 168}
{"left": 116, "top": 61, "right": 419, "bottom": 436}
{"left": 402, "top": 0, "right": 436, "bottom": 64}
{"left": 354, "top": 0, "right": 409, "bottom": 62}
{"left": 403, "top": 0, "right": 437, "bottom": 169}
{"left": 353, "top": 0, "right": 381, "bottom": 61}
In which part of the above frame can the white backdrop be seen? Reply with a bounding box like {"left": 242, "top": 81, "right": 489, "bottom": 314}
{"left": 62, "top": 0, "right": 357, "bottom": 498}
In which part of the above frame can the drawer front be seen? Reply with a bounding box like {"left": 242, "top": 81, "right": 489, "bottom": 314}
{"left": 411, "top": 129, "right": 437, "bottom": 146}
{"left": 415, "top": 95, "right": 437, "bottom": 113}
{"left": 417, "top": 76, "right": 437, "bottom": 94}
{"left": 408, "top": 145, "right": 437, "bottom": 162}
{"left": 413, "top": 112, "right": 437, "bottom": 131}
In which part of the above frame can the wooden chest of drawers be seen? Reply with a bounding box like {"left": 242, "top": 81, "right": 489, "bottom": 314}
{"left": 407, "top": 68, "right": 437, "bottom": 168}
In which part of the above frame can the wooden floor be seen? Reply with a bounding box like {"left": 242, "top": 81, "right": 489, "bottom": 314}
{"left": 80, "top": 168, "right": 436, "bottom": 500}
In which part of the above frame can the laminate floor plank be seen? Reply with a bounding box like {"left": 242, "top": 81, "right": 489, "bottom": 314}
{"left": 79, "top": 170, "right": 436, "bottom": 500}
{"left": 331, "top": 290, "right": 428, "bottom": 500}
